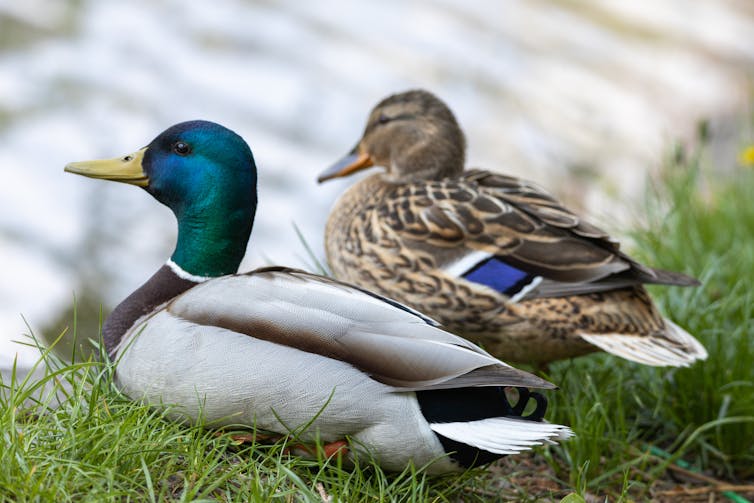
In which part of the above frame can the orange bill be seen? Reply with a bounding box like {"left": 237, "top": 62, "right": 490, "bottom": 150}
{"left": 317, "top": 151, "right": 374, "bottom": 183}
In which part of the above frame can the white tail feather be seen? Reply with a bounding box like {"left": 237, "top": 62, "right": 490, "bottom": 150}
{"left": 665, "top": 319, "right": 708, "bottom": 360}
{"left": 430, "top": 418, "right": 573, "bottom": 455}
{"left": 580, "top": 318, "right": 707, "bottom": 367}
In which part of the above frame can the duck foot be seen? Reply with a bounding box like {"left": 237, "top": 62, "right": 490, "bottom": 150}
{"left": 322, "top": 440, "right": 349, "bottom": 458}
{"left": 216, "top": 430, "right": 283, "bottom": 444}
{"left": 287, "top": 440, "right": 349, "bottom": 460}
{"left": 216, "top": 430, "right": 348, "bottom": 459}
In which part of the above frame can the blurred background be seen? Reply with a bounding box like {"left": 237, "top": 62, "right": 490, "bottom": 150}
{"left": 0, "top": 0, "right": 752, "bottom": 369}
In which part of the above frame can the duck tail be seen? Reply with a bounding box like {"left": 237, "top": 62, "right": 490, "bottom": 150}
{"left": 642, "top": 267, "right": 701, "bottom": 286}
{"left": 579, "top": 319, "right": 707, "bottom": 367}
{"left": 430, "top": 416, "right": 573, "bottom": 455}
{"left": 663, "top": 318, "right": 708, "bottom": 361}
{"left": 418, "top": 387, "right": 572, "bottom": 468}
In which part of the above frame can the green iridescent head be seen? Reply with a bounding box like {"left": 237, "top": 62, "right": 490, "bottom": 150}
{"left": 65, "top": 120, "right": 257, "bottom": 277}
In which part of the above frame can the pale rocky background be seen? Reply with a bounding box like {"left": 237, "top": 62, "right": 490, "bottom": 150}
{"left": 1, "top": 0, "right": 752, "bottom": 374}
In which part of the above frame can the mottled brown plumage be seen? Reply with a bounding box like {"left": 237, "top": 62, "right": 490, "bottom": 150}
{"left": 318, "top": 89, "right": 707, "bottom": 366}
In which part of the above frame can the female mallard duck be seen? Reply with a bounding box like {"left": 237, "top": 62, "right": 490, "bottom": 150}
{"left": 318, "top": 90, "right": 707, "bottom": 367}
{"left": 64, "top": 120, "right": 571, "bottom": 473}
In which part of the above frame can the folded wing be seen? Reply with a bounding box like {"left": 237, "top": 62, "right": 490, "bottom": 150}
{"left": 378, "top": 169, "right": 698, "bottom": 300}
{"left": 166, "top": 267, "right": 555, "bottom": 391}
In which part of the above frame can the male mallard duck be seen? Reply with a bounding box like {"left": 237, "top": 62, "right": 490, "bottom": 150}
{"left": 318, "top": 90, "right": 707, "bottom": 367}
{"left": 64, "top": 120, "right": 571, "bottom": 473}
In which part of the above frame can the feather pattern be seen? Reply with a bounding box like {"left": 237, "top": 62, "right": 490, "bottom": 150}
{"left": 579, "top": 319, "right": 708, "bottom": 367}
{"left": 320, "top": 89, "right": 707, "bottom": 366}
{"left": 430, "top": 418, "right": 573, "bottom": 455}
{"left": 163, "top": 267, "right": 555, "bottom": 390}
{"left": 114, "top": 266, "right": 564, "bottom": 472}
{"left": 461, "top": 256, "right": 542, "bottom": 301}
{"left": 66, "top": 119, "right": 571, "bottom": 474}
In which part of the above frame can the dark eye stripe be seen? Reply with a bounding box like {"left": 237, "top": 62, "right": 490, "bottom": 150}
{"left": 372, "top": 112, "right": 414, "bottom": 129}
{"left": 391, "top": 113, "right": 414, "bottom": 122}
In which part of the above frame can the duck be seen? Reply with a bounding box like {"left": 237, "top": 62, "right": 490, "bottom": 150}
{"left": 64, "top": 120, "right": 571, "bottom": 473}
{"left": 317, "top": 90, "right": 708, "bottom": 367}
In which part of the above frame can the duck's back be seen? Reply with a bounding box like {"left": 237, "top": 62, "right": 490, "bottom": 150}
{"left": 324, "top": 171, "right": 706, "bottom": 366}
{"left": 325, "top": 174, "right": 527, "bottom": 337}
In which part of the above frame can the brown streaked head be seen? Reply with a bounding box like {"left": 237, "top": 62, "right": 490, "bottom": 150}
{"left": 318, "top": 89, "right": 466, "bottom": 184}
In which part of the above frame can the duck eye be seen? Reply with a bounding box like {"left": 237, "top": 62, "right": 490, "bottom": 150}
{"left": 377, "top": 113, "right": 391, "bottom": 125}
{"left": 172, "top": 141, "right": 191, "bottom": 156}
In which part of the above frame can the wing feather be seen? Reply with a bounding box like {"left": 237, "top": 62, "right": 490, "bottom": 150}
{"left": 379, "top": 170, "right": 698, "bottom": 291}
{"left": 166, "top": 268, "right": 555, "bottom": 390}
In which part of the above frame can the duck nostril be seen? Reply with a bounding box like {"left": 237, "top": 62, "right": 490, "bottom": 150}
{"left": 123, "top": 155, "right": 133, "bottom": 162}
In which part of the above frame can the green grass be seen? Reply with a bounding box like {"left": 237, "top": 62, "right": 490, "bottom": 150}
{"left": 544, "top": 140, "right": 754, "bottom": 498}
{"left": 1, "top": 347, "right": 489, "bottom": 502}
{"left": 2, "top": 139, "right": 753, "bottom": 501}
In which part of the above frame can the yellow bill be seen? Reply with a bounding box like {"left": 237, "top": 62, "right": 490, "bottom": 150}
{"left": 64, "top": 148, "right": 149, "bottom": 187}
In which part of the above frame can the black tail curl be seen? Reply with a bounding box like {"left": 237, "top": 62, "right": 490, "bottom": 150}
{"left": 416, "top": 385, "right": 551, "bottom": 468}
{"left": 508, "top": 386, "right": 548, "bottom": 421}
